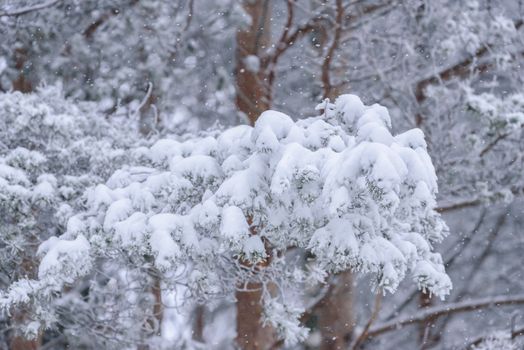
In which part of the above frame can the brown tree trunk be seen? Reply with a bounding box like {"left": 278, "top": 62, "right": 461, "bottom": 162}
{"left": 235, "top": 217, "right": 276, "bottom": 349}
{"left": 315, "top": 13, "right": 355, "bottom": 341}
{"left": 9, "top": 306, "right": 41, "bottom": 350}
{"left": 9, "top": 250, "right": 41, "bottom": 350}
{"left": 137, "top": 269, "right": 164, "bottom": 350}
{"left": 151, "top": 273, "right": 163, "bottom": 332}
{"left": 193, "top": 305, "right": 205, "bottom": 343}
{"left": 9, "top": 320, "right": 41, "bottom": 350}
{"left": 235, "top": 0, "right": 271, "bottom": 125}
{"left": 234, "top": 2, "right": 276, "bottom": 348}
{"left": 12, "top": 48, "right": 33, "bottom": 93}
{"left": 236, "top": 280, "right": 276, "bottom": 350}
{"left": 316, "top": 271, "right": 355, "bottom": 350}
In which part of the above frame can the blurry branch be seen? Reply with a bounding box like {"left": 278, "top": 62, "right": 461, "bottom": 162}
{"left": 437, "top": 184, "right": 523, "bottom": 213}
{"left": 414, "top": 20, "right": 523, "bottom": 95}
{"left": 136, "top": 82, "right": 154, "bottom": 114}
{"left": 413, "top": 19, "right": 523, "bottom": 125}
{"left": 444, "top": 208, "right": 487, "bottom": 268}
{"left": 83, "top": 0, "right": 139, "bottom": 39}
{"left": 253, "top": 0, "right": 271, "bottom": 53}
{"left": 457, "top": 213, "right": 506, "bottom": 297}
{"left": 436, "top": 198, "right": 482, "bottom": 213}
{"left": 0, "top": 0, "right": 61, "bottom": 17}
{"left": 365, "top": 294, "right": 524, "bottom": 339}
{"left": 479, "top": 131, "right": 515, "bottom": 157}
{"left": 182, "top": 0, "right": 194, "bottom": 32}
{"left": 136, "top": 82, "right": 159, "bottom": 136}
{"left": 321, "top": 0, "right": 343, "bottom": 99}
{"left": 429, "top": 213, "right": 507, "bottom": 340}
{"left": 465, "top": 326, "right": 524, "bottom": 349}
{"left": 350, "top": 290, "right": 382, "bottom": 350}
{"left": 345, "top": 1, "right": 398, "bottom": 31}
{"left": 266, "top": 0, "right": 296, "bottom": 92}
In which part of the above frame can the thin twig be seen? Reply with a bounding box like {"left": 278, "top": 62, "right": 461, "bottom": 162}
{"left": 321, "top": 0, "right": 344, "bottom": 99}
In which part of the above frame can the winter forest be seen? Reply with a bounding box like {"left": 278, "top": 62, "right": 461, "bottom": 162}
{"left": 0, "top": 0, "right": 523, "bottom": 349}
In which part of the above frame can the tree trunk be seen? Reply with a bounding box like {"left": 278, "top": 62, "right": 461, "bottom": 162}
{"left": 137, "top": 269, "right": 163, "bottom": 350}
{"left": 236, "top": 281, "right": 276, "bottom": 350}
{"left": 193, "top": 305, "right": 205, "bottom": 343}
{"left": 9, "top": 251, "right": 41, "bottom": 350}
{"left": 234, "top": 2, "right": 276, "bottom": 348}
{"left": 235, "top": 0, "right": 271, "bottom": 125}
{"left": 9, "top": 319, "right": 41, "bottom": 350}
{"left": 235, "top": 217, "right": 276, "bottom": 349}
{"left": 315, "top": 19, "right": 355, "bottom": 342}
{"left": 12, "top": 48, "right": 33, "bottom": 93}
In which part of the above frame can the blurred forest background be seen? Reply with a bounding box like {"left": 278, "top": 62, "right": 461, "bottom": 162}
{"left": 1, "top": 0, "right": 524, "bottom": 349}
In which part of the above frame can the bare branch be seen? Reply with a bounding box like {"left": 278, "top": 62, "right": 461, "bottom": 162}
{"left": 413, "top": 19, "right": 523, "bottom": 125}
{"left": 265, "top": 0, "right": 296, "bottom": 100}
{"left": 321, "top": 0, "right": 344, "bottom": 99}
{"left": 350, "top": 290, "right": 382, "bottom": 350}
{"left": 182, "top": 0, "right": 194, "bottom": 32}
{"left": 83, "top": 0, "right": 139, "bottom": 39}
{"left": 136, "top": 82, "right": 154, "bottom": 115}
{"left": 429, "top": 213, "right": 507, "bottom": 340}
{"left": 367, "top": 294, "right": 524, "bottom": 339}
{"left": 0, "top": 0, "right": 61, "bottom": 17}
{"left": 437, "top": 184, "right": 523, "bottom": 213}
{"left": 436, "top": 198, "right": 482, "bottom": 213}
{"left": 415, "top": 19, "right": 523, "bottom": 102}
{"left": 465, "top": 326, "right": 524, "bottom": 349}
{"left": 479, "top": 132, "right": 512, "bottom": 157}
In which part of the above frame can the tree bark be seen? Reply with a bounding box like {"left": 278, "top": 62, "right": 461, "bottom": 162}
{"left": 313, "top": 4, "right": 355, "bottom": 341}
{"left": 236, "top": 280, "right": 276, "bottom": 350}
{"left": 9, "top": 250, "right": 41, "bottom": 350}
{"left": 235, "top": 216, "right": 276, "bottom": 349}
{"left": 9, "top": 327, "right": 41, "bottom": 350}
{"left": 12, "top": 48, "right": 33, "bottom": 93}
{"left": 234, "top": 3, "right": 276, "bottom": 348}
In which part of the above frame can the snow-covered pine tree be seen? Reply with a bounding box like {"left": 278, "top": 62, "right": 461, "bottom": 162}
{"left": 1, "top": 93, "right": 451, "bottom": 348}
{"left": 0, "top": 87, "right": 139, "bottom": 348}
